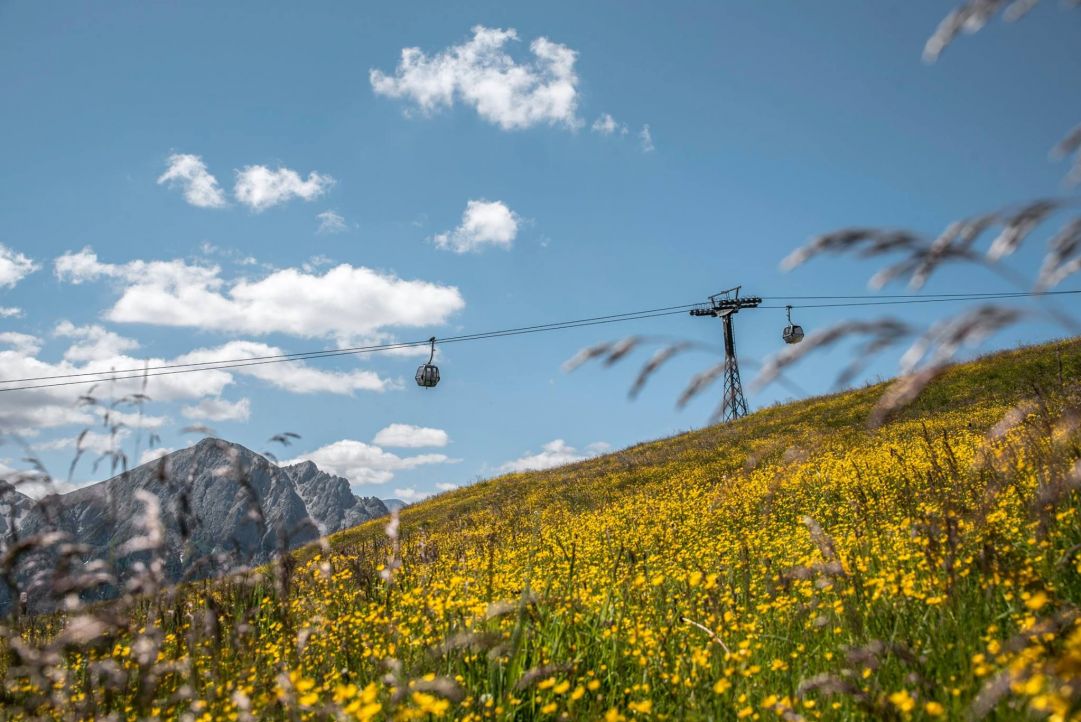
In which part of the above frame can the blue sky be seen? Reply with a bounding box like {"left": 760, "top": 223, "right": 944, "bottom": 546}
{"left": 1, "top": 2, "right": 1079, "bottom": 500}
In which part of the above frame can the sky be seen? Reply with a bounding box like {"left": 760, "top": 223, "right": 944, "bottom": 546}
{"left": 1, "top": 1, "right": 1079, "bottom": 502}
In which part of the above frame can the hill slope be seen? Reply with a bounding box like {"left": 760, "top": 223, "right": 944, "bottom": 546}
{"left": 4, "top": 339, "right": 1081, "bottom": 720}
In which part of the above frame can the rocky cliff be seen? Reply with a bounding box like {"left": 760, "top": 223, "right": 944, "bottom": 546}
{"left": 2, "top": 438, "right": 388, "bottom": 609}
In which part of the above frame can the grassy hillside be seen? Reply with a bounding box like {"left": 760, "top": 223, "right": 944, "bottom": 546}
{"left": 5, "top": 339, "right": 1081, "bottom": 721}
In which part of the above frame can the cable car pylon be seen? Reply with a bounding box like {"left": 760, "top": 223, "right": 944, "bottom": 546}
{"left": 690, "top": 286, "right": 761, "bottom": 422}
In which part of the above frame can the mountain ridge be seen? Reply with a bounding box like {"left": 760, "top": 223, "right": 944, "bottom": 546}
{"left": 1, "top": 437, "right": 388, "bottom": 610}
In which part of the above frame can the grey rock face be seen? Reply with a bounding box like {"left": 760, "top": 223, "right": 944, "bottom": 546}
{"left": 282, "top": 461, "right": 388, "bottom": 535}
{"left": 18, "top": 438, "right": 319, "bottom": 578}
{"left": 0, "top": 483, "right": 34, "bottom": 537}
{"left": 0, "top": 485, "right": 33, "bottom": 612}
{"left": 7, "top": 438, "right": 388, "bottom": 606}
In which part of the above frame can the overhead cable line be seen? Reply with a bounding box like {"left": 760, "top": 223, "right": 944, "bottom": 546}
{"left": 0, "top": 289, "right": 1077, "bottom": 393}
{"left": 0, "top": 303, "right": 702, "bottom": 387}
{"left": 0, "top": 308, "right": 696, "bottom": 393}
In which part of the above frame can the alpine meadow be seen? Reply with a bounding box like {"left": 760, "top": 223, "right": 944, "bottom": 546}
{"left": 3, "top": 1, "right": 1081, "bottom": 721}
{"left": 4, "top": 341, "right": 1081, "bottom": 720}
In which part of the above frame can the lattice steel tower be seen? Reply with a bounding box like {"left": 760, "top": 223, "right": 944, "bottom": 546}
{"left": 689, "top": 286, "right": 762, "bottom": 422}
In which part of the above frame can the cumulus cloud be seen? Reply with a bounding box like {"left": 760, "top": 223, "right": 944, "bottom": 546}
{"left": 0, "top": 333, "right": 384, "bottom": 435}
{"left": 0, "top": 458, "right": 51, "bottom": 497}
{"left": 0, "top": 332, "right": 43, "bottom": 356}
{"left": 139, "top": 447, "right": 173, "bottom": 465}
{"left": 32, "top": 434, "right": 169, "bottom": 486}
{"left": 110, "top": 410, "right": 169, "bottom": 429}
{"left": 178, "top": 341, "right": 392, "bottom": 394}
{"left": 435, "top": 481, "right": 458, "bottom": 491}
{"left": 53, "top": 248, "right": 465, "bottom": 343}
{"left": 0, "top": 244, "right": 38, "bottom": 288}
{"left": 157, "top": 154, "right": 228, "bottom": 208}
{"left": 1, "top": 461, "right": 76, "bottom": 497}
{"left": 181, "top": 397, "right": 251, "bottom": 423}
{"left": 38, "top": 429, "right": 132, "bottom": 455}
{"left": 316, "top": 210, "right": 347, "bottom": 234}
{"left": 286, "top": 439, "right": 453, "bottom": 485}
{"left": 393, "top": 487, "right": 432, "bottom": 503}
{"left": 373, "top": 423, "right": 449, "bottom": 448}
{"left": 371, "top": 25, "right": 580, "bottom": 131}
{"left": 498, "top": 439, "right": 609, "bottom": 473}
{"left": 0, "top": 307, "right": 22, "bottom": 318}
{"left": 591, "top": 113, "right": 627, "bottom": 136}
{"left": 0, "top": 332, "right": 231, "bottom": 433}
{"left": 234, "top": 165, "right": 334, "bottom": 211}
{"left": 54, "top": 322, "right": 139, "bottom": 362}
{"left": 433, "top": 200, "right": 519, "bottom": 253}
{"left": 639, "top": 124, "right": 655, "bottom": 153}
{"left": 54, "top": 247, "right": 124, "bottom": 284}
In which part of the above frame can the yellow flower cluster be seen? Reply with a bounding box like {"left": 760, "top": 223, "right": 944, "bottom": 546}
{"left": 3, "top": 341, "right": 1081, "bottom": 720}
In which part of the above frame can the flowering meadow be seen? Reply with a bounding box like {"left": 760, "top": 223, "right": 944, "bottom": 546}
{"left": 4, "top": 339, "right": 1081, "bottom": 720}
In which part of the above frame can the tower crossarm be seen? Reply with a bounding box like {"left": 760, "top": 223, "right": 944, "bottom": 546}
{"left": 688, "top": 287, "right": 758, "bottom": 422}
{"left": 688, "top": 297, "right": 760, "bottom": 316}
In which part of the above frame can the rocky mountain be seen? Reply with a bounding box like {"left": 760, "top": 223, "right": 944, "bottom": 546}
{"left": 381, "top": 498, "right": 407, "bottom": 513}
{"left": 0, "top": 482, "right": 34, "bottom": 537}
{"left": 3, "top": 438, "right": 387, "bottom": 609}
{"left": 282, "top": 460, "right": 388, "bottom": 535}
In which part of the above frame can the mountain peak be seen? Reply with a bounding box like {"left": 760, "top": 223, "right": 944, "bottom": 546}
{"left": 188, "top": 436, "right": 237, "bottom": 453}
{"left": 7, "top": 437, "right": 388, "bottom": 611}
{"left": 279, "top": 461, "right": 388, "bottom": 534}
{"left": 284, "top": 459, "right": 319, "bottom": 474}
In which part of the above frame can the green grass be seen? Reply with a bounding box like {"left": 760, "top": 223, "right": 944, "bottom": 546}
{"left": 5, "top": 337, "right": 1081, "bottom": 721}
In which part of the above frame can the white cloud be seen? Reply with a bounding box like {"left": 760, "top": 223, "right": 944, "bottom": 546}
{"left": 0, "top": 456, "right": 32, "bottom": 490}
{"left": 433, "top": 199, "right": 519, "bottom": 253}
{"left": 0, "top": 244, "right": 38, "bottom": 288}
{"left": 1, "top": 462, "right": 76, "bottom": 498}
{"left": 32, "top": 430, "right": 170, "bottom": 487}
{"left": 139, "top": 447, "right": 173, "bottom": 465}
{"left": 0, "top": 336, "right": 232, "bottom": 433}
{"left": 0, "top": 307, "right": 22, "bottom": 318}
{"left": 371, "top": 25, "right": 580, "bottom": 131}
{"left": 199, "top": 241, "right": 259, "bottom": 267}
{"left": 54, "top": 247, "right": 125, "bottom": 284}
{"left": 181, "top": 397, "right": 251, "bottom": 423}
{"left": 591, "top": 113, "right": 627, "bottom": 136}
{"left": 498, "top": 438, "right": 608, "bottom": 473}
{"left": 177, "top": 341, "right": 392, "bottom": 394}
{"left": 435, "top": 482, "right": 458, "bottom": 491}
{"left": 234, "top": 165, "right": 334, "bottom": 211}
{"left": 55, "top": 322, "right": 140, "bottom": 362}
{"left": 373, "top": 423, "right": 449, "bottom": 448}
{"left": 394, "top": 487, "right": 432, "bottom": 502}
{"left": 0, "top": 332, "right": 382, "bottom": 436}
{"left": 317, "top": 210, "right": 347, "bottom": 234}
{"left": 54, "top": 248, "right": 465, "bottom": 343}
{"left": 0, "top": 386, "right": 94, "bottom": 434}
{"left": 157, "top": 153, "right": 228, "bottom": 208}
{"left": 286, "top": 439, "right": 452, "bottom": 485}
{"left": 0, "top": 332, "right": 43, "bottom": 356}
{"left": 302, "top": 254, "right": 334, "bottom": 272}
{"left": 38, "top": 428, "right": 132, "bottom": 455}
{"left": 639, "top": 124, "right": 655, "bottom": 153}
{"left": 97, "top": 408, "right": 168, "bottom": 430}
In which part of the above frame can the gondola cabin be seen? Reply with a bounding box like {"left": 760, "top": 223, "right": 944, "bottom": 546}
{"left": 416, "top": 337, "right": 440, "bottom": 388}
{"left": 416, "top": 363, "right": 440, "bottom": 387}
{"left": 782, "top": 305, "right": 805, "bottom": 344}
{"left": 782, "top": 323, "right": 805, "bottom": 344}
